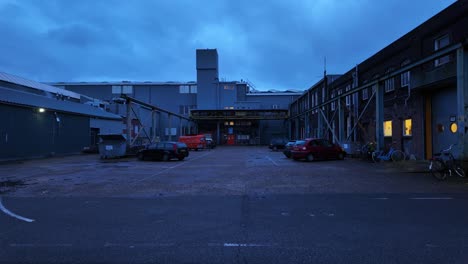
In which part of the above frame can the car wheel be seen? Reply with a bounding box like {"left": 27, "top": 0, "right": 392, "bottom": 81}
{"left": 306, "top": 153, "right": 314, "bottom": 162}
{"left": 337, "top": 153, "right": 344, "bottom": 160}
{"left": 162, "top": 153, "right": 169, "bottom": 161}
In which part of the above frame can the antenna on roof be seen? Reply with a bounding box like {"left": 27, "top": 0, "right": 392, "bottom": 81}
{"left": 324, "top": 56, "right": 327, "bottom": 76}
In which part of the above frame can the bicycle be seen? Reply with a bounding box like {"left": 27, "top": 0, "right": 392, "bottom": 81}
{"left": 359, "top": 142, "right": 376, "bottom": 161}
{"left": 429, "top": 144, "right": 466, "bottom": 180}
{"left": 372, "top": 146, "right": 406, "bottom": 162}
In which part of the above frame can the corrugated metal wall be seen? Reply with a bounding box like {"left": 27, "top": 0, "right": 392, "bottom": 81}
{"left": 0, "top": 104, "right": 90, "bottom": 159}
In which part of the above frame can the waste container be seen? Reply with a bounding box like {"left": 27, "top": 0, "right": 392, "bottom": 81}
{"left": 98, "top": 134, "right": 127, "bottom": 159}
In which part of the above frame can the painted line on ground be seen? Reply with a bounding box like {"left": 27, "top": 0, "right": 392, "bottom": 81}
{"left": 104, "top": 242, "right": 175, "bottom": 248}
{"left": 9, "top": 243, "right": 72, "bottom": 247}
{"left": 222, "top": 243, "right": 277, "bottom": 247}
{"left": 410, "top": 197, "right": 453, "bottom": 200}
{"left": 133, "top": 152, "right": 213, "bottom": 183}
{"left": 266, "top": 156, "right": 279, "bottom": 167}
{"left": 0, "top": 197, "right": 35, "bottom": 223}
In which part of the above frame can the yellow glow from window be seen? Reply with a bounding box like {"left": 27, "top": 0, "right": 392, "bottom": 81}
{"left": 384, "top": 121, "right": 392, "bottom": 137}
{"left": 403, "top": 119, "right": 412, "bottom": 136}
{"left": 450, "top": 123, "right": 458, "bottom": 133}
{"left": 229, "top": 121, "right": 234, "bottom": 126}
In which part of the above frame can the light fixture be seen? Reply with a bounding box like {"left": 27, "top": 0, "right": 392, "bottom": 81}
{"left": 38, "top": 108, "right": 45, "bottom": 113}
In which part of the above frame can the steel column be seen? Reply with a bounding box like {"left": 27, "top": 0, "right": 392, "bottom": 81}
{"left": 376, "top": 82, "right": 384, "bottom": 151}
{"left": 126, "top": 98, "right": 132, "bottom": 147}
{"left": 168, "top": 114, "right": 172, "bottom": 141}
{"left": 338, "top": 99, "right": 344, "bottom": 143}
{"left": 457, "top": 47, "right": 468, "bottom": 160}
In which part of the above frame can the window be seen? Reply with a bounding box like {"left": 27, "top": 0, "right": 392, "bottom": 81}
{"left": 179, "top": 85, "right": 189, "bottom": 93}
{"left": 331, "top": 92, "right": 336, "bottom": 110}
{"left": 401, "top": 71, "right": 410, "bottom": 87}
{"left": 384, "top": 121, "right": 392, "bottom": 137}
{"left": 179, "top": 105, "right": 196, "bottom": 115}
{"left": 224, "top": 85, "right": 235, "bottom": 90}
{"left": 322, "top": 87, "right": 325, "bottom": 104}
{"left": 372, "top": 84, "right": 377, "bottom": 94}
{"left": 345, "top": 85, "right": 351, "bottom": 106}
{"left": 190, "top": 85, "right": 197, "bottom": 93}
{"left": 434, "top": 34, "right": 450, "bottom": 66}
{"left": 362, "top": 88, "right": 368, "bottom": 100}
{"left": 403, "top": 119, "right": 412, "bottom": 136}
{"left": 384, "top": 77, "right": 394, "bottom": 93}
{"left": 272, "top": 104, "right": 279, "bottom": 109}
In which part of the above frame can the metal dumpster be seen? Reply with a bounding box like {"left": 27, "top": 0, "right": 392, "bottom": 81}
{"left": 98, "top": 134, "right": 127, "bottom": 159}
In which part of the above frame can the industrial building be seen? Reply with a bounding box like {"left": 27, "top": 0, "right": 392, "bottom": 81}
{"left": 0, "top": 72, "right": 123, "bottom": 160}
{"left": 290, "top": 0, "right": 468, "bottom": 161}
{"left": 51, "top": 49, "right": 302, "bottom": 146}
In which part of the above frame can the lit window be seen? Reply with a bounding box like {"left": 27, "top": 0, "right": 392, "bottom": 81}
{"left": 385, "top": 77, "right": 394, "bottom": 93}
{"left": 362, "top": 88, "right": 368, "bottom": 100}
{"left": 384, "top": 121, "right": 392, "bottom": 137}
{"left": 229, "top": 121, "right": 234, "bottom": 126}
{"left": 403, "top": 119, "right": 412, "bottom": 136}
{"left": 434, "top": 34, "right": 450, "bottom": 66}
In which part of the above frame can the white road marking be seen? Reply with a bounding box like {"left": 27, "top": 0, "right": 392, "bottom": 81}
{"left": 133, "top": 152, "right": 213, "bottom": 183}
{"left": 325, "top": 213, "right": 335, "bottom": 217}
{"left": 266, "top": 156, "right": 279, "bottom": 167}
{"left": 425, "top": 243, "right": 439, "bottom": 248}
{"left": 104, "top": 242, "right": 175, "bottom": 247}
{"left": 223, "top": 243, "right": 276, "bottom": 247}
{"left": 410, "top": 197, "right": 453, "bottom": 200}
{"left": 308, "top": 213, "right": 315, "bottom": 217}
{"left": 374, "top": 197, "right": 389, "bottom": 200}
{"left": 0, "top": 197, "right": 35, "bottom": 223}
{"left": 9, "top": 243, "right": 71, "bottom": 247}
{"left": 281, "top": 212, "right": 290, "bottom": 216}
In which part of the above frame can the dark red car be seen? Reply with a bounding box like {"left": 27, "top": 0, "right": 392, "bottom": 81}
{"left": 291, "top": 138, "right": 346, "bottom": 161}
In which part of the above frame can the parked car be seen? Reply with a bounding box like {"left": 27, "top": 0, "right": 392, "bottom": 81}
{"left": 137, "top": 141, "right": 189, "bottom": 161}
{"left": 204, "top": 134, "right": 216, "bottom": 149}
{"left": 269, "top": 138, "right": 288, "bottom": 151}
{"left": 291, "top": 138, "right": 346, "bottom": 161}
{"left": 283, "top": 140, "right": 297, "bottom": 158}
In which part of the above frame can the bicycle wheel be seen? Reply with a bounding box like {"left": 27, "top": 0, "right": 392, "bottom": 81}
{"left": 430, "top": 159, "right": 447, "bottom": 181}
{"left": 391, "top": 150, "right": 406, "bottom": 162}
{"left": 371, "top": 152, "right": 380, "bottom": 163}
{"left": 453, "top": 164, "right": 466, "bottom": 177}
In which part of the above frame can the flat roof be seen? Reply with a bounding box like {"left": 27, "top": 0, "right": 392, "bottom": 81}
{"left": 0, "top": 87, "right": 122, "bottom": 120}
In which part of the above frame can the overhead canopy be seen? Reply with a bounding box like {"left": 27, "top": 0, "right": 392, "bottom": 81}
{"left": 190, "top": 109, "right": 289, "bottom": 120}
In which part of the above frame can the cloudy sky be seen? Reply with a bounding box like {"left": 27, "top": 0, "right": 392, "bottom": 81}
{"left": 0, "top": 0, "right": 457, "bottom": 91}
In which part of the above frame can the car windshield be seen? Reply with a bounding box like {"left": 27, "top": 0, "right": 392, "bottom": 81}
{"left": 0, "top": 1, "right": 462, "bottom": 263}
{"left": 295, "top": 140, "right": 306, "bottom": 146}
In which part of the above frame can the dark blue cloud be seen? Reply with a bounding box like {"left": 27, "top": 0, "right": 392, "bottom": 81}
{"left": 0, "top": 0, "right": 457, "bottom": 90}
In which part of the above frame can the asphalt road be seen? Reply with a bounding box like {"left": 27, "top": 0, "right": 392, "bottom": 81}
{"left": 1, "top": 147, "right": 468, "bottom": 263}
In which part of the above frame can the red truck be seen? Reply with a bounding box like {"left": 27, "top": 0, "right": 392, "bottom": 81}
{"left": 178, "top": 134, "right": 207, "bottom": 151}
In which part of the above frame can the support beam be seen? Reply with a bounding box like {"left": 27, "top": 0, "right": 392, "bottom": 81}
{"left": 338, "top": 99, "right": 344, "bottom": 143}
{"left": 126, "top": 99, "right": 132, "bottom": 148}
{"left": 167, "top": 114, "right": 172, "bottom": 141}
{"left": 152, "top": 110, "right": 156, "bottom": 142}
{"left": 304, "top": 113, "right": 310, "bottom": 138}
{"left": 376, "top": 82, "right": 384, "bottom": 151}
{"left": 319, "top": 109, "right": 340, "bottom": 144}
{"left": 317, "top": 111, "right": 323, "bottom": 138}
{"left": 295, "top": 118, "right": 300, "bottom": 140}
{"left": 457, "top": 47, "right": 468, "bottom": 160}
